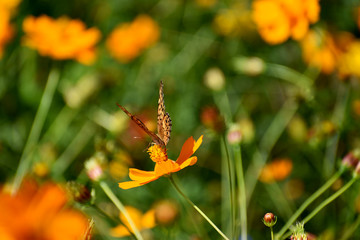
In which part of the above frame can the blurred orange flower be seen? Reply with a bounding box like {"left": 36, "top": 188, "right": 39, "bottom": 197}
{"left": 0, "top": 0, "right": 21, "bottom": 57}
{"left": 0, "top": 180, "right": 89, "bottom": 240}
{"left": 259, "top": 158, "right": 293, "bottom": 183}
{"left": 22, "top": 15, "right": 101, "bottom": 65}
{"left": 119, "top": 135, "right": 203, "bottom": 189}
{"left": 111, "top": 206, "right": 155, "bottom": 237}
{"left": 252, "top": 0, "right": 320, "bottom": 44}
{"left": 301, "top": 30, "right": 339, "bottom": 74}
{"left": 106, "top": 15, "right": 160, "bottom": 63}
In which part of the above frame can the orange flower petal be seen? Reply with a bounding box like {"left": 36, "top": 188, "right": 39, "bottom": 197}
{"left": 179, "top": 156, "right": 198, "bottom": 169}
{"left": 129, "top": 168, "right": 156, "bottom": 181}
{"left": 154, "top": 160, "right": 180, "bottom": 176}
{"left": 176, "top": 135, "right": 203, "bottom": 165}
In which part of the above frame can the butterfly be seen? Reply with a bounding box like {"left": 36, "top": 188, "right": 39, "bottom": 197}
{"left": 116, "top": 81, "right": 172, "bottom": 148}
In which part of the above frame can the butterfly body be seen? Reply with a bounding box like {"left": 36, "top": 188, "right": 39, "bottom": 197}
{"left": 117, "top": 81, "right": 172, "bottom": 149}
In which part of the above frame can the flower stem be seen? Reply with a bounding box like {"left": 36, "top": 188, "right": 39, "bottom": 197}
{"left": 221, "top": 135, "right": 236, "bottom": 238}
{"left": 271, "top": 226, "right": 274, "bottom": 240}
{"left": 99, "top": 181, "right": 144, "bottom": 240}
{"left": 12, "top": 68, "right": 60, "bottom": 194}
{"left": 275, "top": 170, "right": 342, "bottom": 239}
{"left": 233, "top": 144, "right": 247, "bottom": 240}
{"left": 169, "top": 176, "right": 230, "bottom": 240}
{"left": 302, "top": 177, "right": 357, "bottom": 224}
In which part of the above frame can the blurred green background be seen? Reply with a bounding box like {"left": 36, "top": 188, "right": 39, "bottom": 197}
{"left": 2, "top": 0, "right": 360, "bottom": 239}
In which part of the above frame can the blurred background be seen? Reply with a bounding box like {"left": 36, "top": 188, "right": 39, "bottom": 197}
{"left": 1, "top": 0, "right": 360, "bottom": 239}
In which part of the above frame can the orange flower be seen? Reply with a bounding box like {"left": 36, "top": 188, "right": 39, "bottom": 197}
{"left": 119, "top": 135, "right": 203, "bottom": 189}
{"left": 111, "top": 206, "right": 155, "bottom": 237}
{"left": 0, "top": 180, "right": 89, "bottom": 240}
{"left": 252, "top": 0, "right": 320, "bottom": 44}
{"left": 259, "top": 158, "right": 293, "bottom": 183}
{"left": 22, "top": 15, "right": 101, "bottom": 65}
{"left": 301, "top": 29, "right": 339, "bottom": 74}
{"left": 106, "top": 15, "right": 160, "bottom": 63}
{"left": 0, "top": 0, "right": 20, "bottom": 57}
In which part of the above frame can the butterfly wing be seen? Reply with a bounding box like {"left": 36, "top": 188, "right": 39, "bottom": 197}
{"left": 157, "top": 81, "right": 172, "bottom": 145}
{"left": 116, "top": 103, "right": 165, "bottom": 147}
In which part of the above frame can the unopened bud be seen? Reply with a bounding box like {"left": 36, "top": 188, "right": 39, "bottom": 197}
{"left": 85, "top": 152, "right": 107, "bottom": 181}
{"left": 233, "top": 57, "right": 265, "bottom": 76}
{"left": 341, "top": 151, "right": 360, "bottom": 171}
{"left": 204, "top": 67, "right": 225, "bottom": 91}
{"left": 154, "top": 200, "right": 179, "bottom": 225}
{"left": 227, "top": 124, "right": 242, "bottom": 145}
{"left": 66, "top": 181, "right": 91, "bottom": 203}
{"left": 200, "top": 106, "right": 225, "bottom": 133}
{"left": 263, "top": 212, "right": 277, "bottom": 227}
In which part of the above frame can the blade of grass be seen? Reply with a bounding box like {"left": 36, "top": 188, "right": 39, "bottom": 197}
{"left": 12, "top": 68, "right": 60, "bottom": 194}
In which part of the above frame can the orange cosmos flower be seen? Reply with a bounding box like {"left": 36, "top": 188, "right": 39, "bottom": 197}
{"left": 259, "top": 158, "right": 293, "bottom": 183}
{"left": 22, "top": 15, "right": 101, "bottom": 65}
{"left": 301, "top": 29, "right": 339, "bottom": 74}
{"left": 0, "top": 0, "right": 20, "bottom": 57}
{"left": 119, "top": 135, "right": 203, "bottom": 189}
{"left": 252, "top": 0, "right": 320, "bottom": 44}
{"left": 111, "top": 206, "right": 155, "bottom": 237}
{"left": 106, "top": 15, "right": 160, "bottom": 63}
{"left": 0, "top": 180, "right": 89, "bottom": 240}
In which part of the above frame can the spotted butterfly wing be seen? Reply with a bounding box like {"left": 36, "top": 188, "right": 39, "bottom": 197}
{"left": 116, "top": 81, "right": 171, "bottom": 147}
{"left": 157, "top": 81, "right": 172, "bottom": 145}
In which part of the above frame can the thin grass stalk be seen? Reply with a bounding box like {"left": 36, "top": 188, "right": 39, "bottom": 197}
{"left": 12, "top": 68, "right": 60, "bottom": 194}
{"left": 169, "top": 175, "right": 230, "bottom": 240}
{"left": 99, "top": 181, "right": 144, "bottom": 240}
{"left": 233, "top": 144, "right": 247, "bottom": 240}
{"left": 275, "top": 170, "right": 343, "bottom": 239}
{"left": 302, "top": 177, "right": 357, "bottom": 224}
{"left": 221, "top": 135, "right": 236, "bottom": 239}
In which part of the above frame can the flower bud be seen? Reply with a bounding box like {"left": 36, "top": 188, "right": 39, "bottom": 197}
{"left": 291, "top": 222, "right": 307, "bottom": 240}
{"left": 85, "top": 152, "right": 107, "bottom": 181}
{"left": 154, "top": 200, "right": 179, "bottom": 225}
{"left": 233, "top": 57, "right": 264, "bottom": 76}
{"left": 200, "top": 106, "right": 225, "bottom": 133}
{"left": 341, "top": 150, "right": 360, "bottom": 171}
{"left": 263, "top": 212, "right": 277, "bottom": 227}
{"left": 227, "top": 124, "right": 242, "bottom": 145}
{"left": 204, "top": 67, "right": 225, "bottom": 91}
{"left": 66, "top": 181, "right": 91, "bottom": 203}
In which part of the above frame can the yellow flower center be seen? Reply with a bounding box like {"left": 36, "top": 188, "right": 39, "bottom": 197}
{"left": 148, "top": 145, "right": 167, "bottom": 163}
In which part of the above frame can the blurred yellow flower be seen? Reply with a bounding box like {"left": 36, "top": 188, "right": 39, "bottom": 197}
{"left": 0, "top": 0, "right": 20, "bottom": 57}
{"left": 252, "top": 0, "right": 320, "bottom": 44}
{"left": 22, "top": 15, "right": 101, "bottom": 65}
{"left": 106, "top": 15, "right": 160, "bottom": 63}
{"left": 213, "top": 3, "right": 255, "bottom": 37}
{"left": 338, "top": 41, "right": 360, "bottom": 78}
{"left": 110, "top": 206, "right": 155, "bottom": 237}
{"left": 0, "top": 180, "right": 89, "bottom": 240}
{"left": 259, "top": 158, "right": 293, "bottom": 183}
{"left": 301, "top": 30, "right": 339, "bottom": 74}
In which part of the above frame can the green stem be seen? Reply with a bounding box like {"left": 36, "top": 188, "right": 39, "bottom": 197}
{"left": 233, "top": 144, "right": 247, "bottom": 240}
{"left": 302, "top": 177, "right": 357, "bottom": 224}
{"left": 169, "top": 176, "right": 230, "bottom": 240}
{"left": 99, "top": 181, "right": 144, "bottom": 240}
{"left": 275, "top": 170, "right": 342, "bottom": 239}
{"left": 12, "top": 68, "right": 60, "bottom": 194}
{"left": 222, "top": 135, "right": 236, "bottom": 239}
{"left": 271, "top": 226, "right": 274, "bottom": 240}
